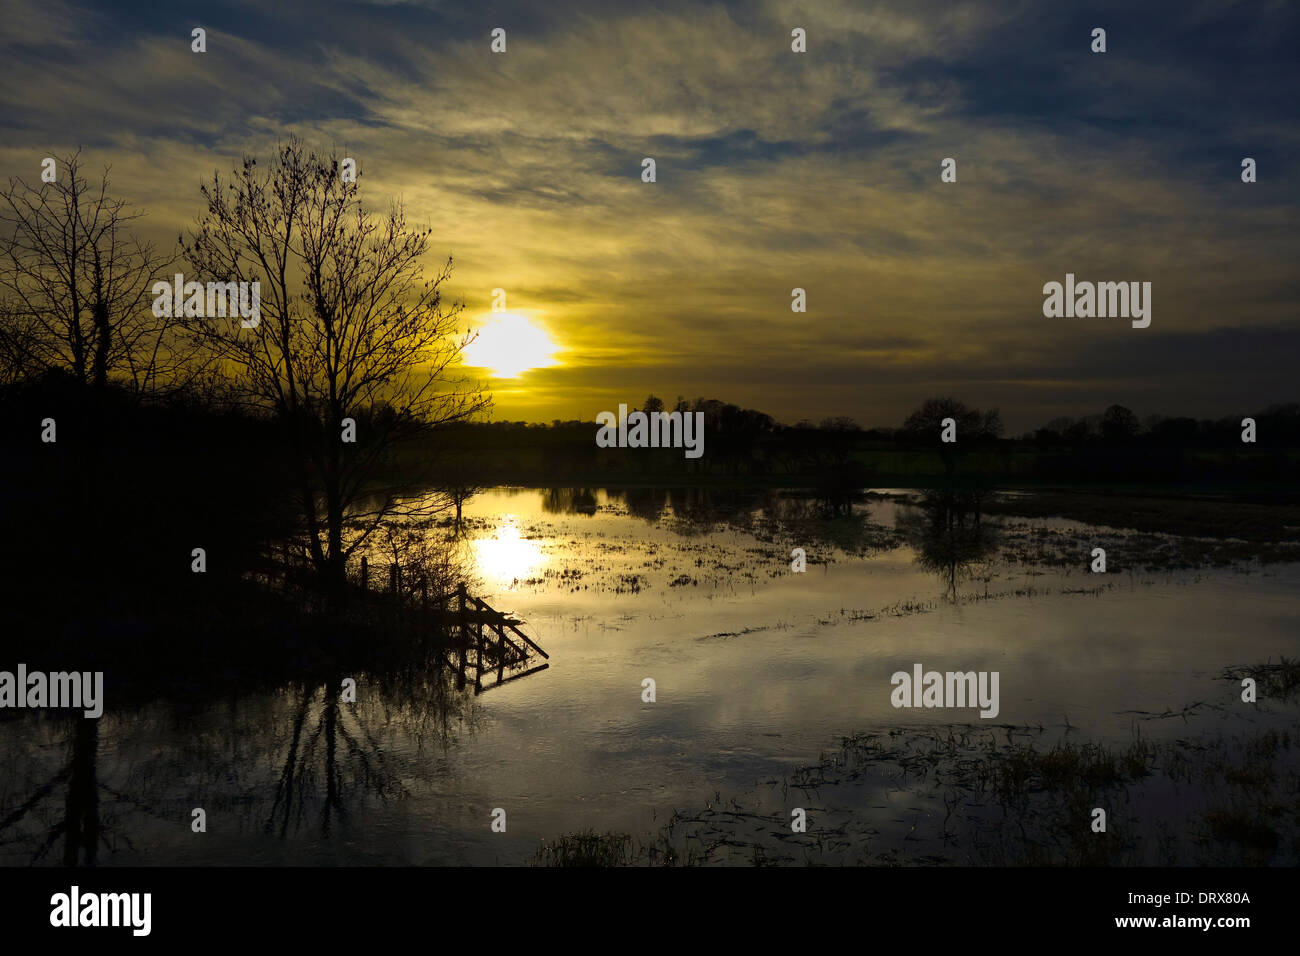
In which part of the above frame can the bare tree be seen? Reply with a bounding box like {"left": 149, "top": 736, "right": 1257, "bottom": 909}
{"left": 0, "top": 297, "right": 38, "bottom": 386}
{"left": 182, "top": 139, "right": 490, "bottom": 600}
{"left": 902, "top": 397, "right": 982, "bottom": 438}
{"left": 0, "top": 150, "right": 180, "bottom": 394}
{"left": 1100, "top": 404, "right": 1140, "bottom": 443}
{"left": 902, "top": 396, "right": 997, "bottom": 474}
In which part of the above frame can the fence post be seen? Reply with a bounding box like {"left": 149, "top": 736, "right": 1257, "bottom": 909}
{"left": 496, "top": 623, "right": 506, "bottom": 682}
{"left": 474, "top": 617, "right": 484, "bottom": 692}
{"left": 457, "top": 584, "right": 468, "bottom": 690}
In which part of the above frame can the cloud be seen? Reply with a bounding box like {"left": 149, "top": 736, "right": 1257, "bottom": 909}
{"left": 1, "top": 0, "right": 1296, "bottom": 429}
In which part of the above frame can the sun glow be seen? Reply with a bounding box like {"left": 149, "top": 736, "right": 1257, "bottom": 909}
{"left": 462, "top": 313, "right": 560, "bottom": 378}
{"left": 473, "top": 519, "right": 547, "bottom": 586}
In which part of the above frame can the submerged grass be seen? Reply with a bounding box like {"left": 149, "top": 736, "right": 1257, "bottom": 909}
{"left": 536, "top": 668, "right": 1299, "bottom": 866}
{"left": 1223, "top": 657, "right": 1300, "bottom": 702}
{"left": 981, "top": 490, "right": 1300, "bottom": 547}
{"left": 992, "top": 739, "right": 1154, "bottom": 801}
{"left": 533, "top": 830, "right": 635, "bottom": 867}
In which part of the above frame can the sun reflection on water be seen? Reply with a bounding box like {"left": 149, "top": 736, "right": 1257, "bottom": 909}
{"left": 473, "top": 518, "right": 546, "bottom": 586}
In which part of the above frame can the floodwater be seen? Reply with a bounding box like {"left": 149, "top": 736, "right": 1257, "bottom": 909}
{"left": 1, "top": 486, "right": 1297, "bottom": 865}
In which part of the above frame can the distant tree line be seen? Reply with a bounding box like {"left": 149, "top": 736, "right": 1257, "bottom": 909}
{"left": 1029, "top": 403, "right": 1300, "bottom": 446}
{"left": 433, "top": 394, "right": 1298, "bottom": 485}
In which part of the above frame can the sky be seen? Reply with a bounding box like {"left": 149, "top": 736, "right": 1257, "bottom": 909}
{"left": 1, "top": 0, "right": 1297, "bottom": 431}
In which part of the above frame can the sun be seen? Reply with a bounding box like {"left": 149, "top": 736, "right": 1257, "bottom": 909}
{"left": 462, "top": 313, "right": 560, "bottom": 378}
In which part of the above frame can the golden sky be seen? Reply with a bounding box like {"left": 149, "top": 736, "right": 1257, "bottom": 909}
{"left": 2, "top": 0, "right": 1297, "bottom": 430}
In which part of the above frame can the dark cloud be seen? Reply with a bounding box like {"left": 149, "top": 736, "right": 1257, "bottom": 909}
{"left": 0, "top": 0, "right": 1295, "bottom": 429}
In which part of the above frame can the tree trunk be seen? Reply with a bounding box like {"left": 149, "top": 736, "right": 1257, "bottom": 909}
{"left": 91, "top": 254, "right": 110, "bottom": 389}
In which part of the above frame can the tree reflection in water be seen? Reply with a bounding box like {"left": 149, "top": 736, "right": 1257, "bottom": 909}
{"left": 898, "top": 488, "right": 1002, "bottom": 602}
{"left": 0, "top": 651, "right": 476, "bottom": 863}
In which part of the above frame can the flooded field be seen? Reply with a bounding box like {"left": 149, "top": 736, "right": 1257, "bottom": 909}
{"left": 2, "top": 486, "right": 1297, "bottom": 865}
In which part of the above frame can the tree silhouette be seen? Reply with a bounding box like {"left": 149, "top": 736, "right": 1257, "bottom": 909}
{"left": 902, "top": 397, "right": 998, "bottom": 474}
{"left": 0, "top": 149, "right": 183, "bottom": 394}
{"left": 1101, "top": 404, "right": 1141, "bottom": 443}
{"left": 183, "top": 139, "right": 489, "bottom": 602}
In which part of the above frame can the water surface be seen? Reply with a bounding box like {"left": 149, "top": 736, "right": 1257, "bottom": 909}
{"left": 1, "top": 486, "right": 1295, "bottom": 865}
